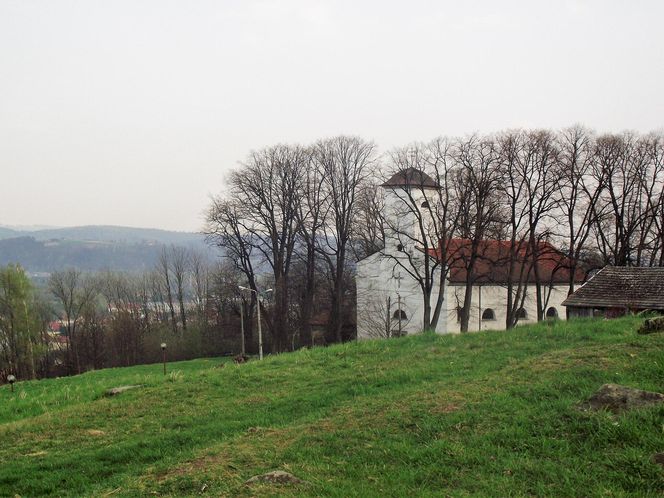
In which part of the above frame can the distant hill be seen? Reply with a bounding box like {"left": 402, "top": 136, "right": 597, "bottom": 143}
{"left": 0, "top": 225, "right": 204, "bottom": 245}
{"left": 0, "top": 225, "right": 212, "bottom": 273}
{"left": 0, "top": 227, "right": 20, "bottom": 239}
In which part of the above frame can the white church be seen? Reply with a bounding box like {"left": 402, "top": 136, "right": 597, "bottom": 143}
{"left": 356, "top": 168, "right": 583, "bottom": 339}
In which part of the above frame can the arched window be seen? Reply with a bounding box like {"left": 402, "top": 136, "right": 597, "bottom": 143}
{"left": 516, "top": 308, "right": 528, "bottom": 320}
{"left": 482, "top": 308, "right": 496, "bottom": 321}
{"left": 397, "top": 243, "right": 404, "bottom": 252}
{"left": 393, "top": 309, "right": 408, "bottom": 320}
{"left": 421, "top": 200, "right": 430, "bottom": 208}
{"left": 546, "top": 307, "right": 558, "bottom": 319}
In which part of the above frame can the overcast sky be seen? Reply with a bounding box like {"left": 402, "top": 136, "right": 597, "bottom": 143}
{"left": 1, "top": 0, "right": 663, "bottom": 232}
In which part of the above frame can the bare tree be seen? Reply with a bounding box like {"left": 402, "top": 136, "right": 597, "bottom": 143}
{"left": 190, "top": 250, "right": 210, "bottom": 323}
{"left": 645, "top": 133, "right": 664, "bottom": 266}
{"left": 314, "top": 136, "right": 375, "bottom": 342}
{"left": 294, "top": 149, "right": 327, "bottom": 346}
{"left": 214, "top": 144, "right": 306, "bottom": 351}
{"left": 48, "top": 269, "right": 98, "bottom": 374}
{"left": 354, "top": 183, "right": 385, "bottom": 260}
{"left": 169, "top": 246, "right": 190, "bottom": 331}
{"left": 516, "top": 130, "right": 562, "bottom": 320}
{"left": 157, "top": 248, "right": 178, "bottom": 333}
{"left": 452, "top": 135, "right": 504, "bottom": 332}
{"left": 496, "top": 131, "right": 535, "bottom": 328}
{"left": 555, "top": 126, "right": 606, "bottom": 307}
{"left": 591, "top": 133, "right": 653, "bottom": 266}
{"left": 205, "top": 198, "right": 259, "bottom": 350}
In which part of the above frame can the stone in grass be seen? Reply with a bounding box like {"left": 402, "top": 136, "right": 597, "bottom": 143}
{"left": 245, "top": 470, "right": 307, "bottom": 486}
{"left": 581, "top": 384, "right": 664, "bottom": 413}
{"left": 104, "top": 385, "right": 143, "bottom": 397}
{"left": 638, "top": 316, "right": 664, "bottom": 335}
{"left": 653, "top": 453, "right": 664, "bottom": 468}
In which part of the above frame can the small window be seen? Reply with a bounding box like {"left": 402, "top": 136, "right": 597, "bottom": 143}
{"left": 482, "top": 308, "right": 496, "bottom": 321}
{"left": 516, "top": 308, "right": 528, "bottom": 320}
{"left": 397, "top": 243, "right": 404, "bottom": 251}
{"left": 393, "top": 309, "right": 407, "bottom": 320}
{"left": 421, "top": 200, "right": 430, "bottom": 208}
{"left": 546, "top": 307, "right": 558, "bottom": 319}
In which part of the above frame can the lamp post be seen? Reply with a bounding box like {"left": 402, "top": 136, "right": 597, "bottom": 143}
{"left": 7, "top": 375, "right": 16, "bottom": 393}
{"left": 238, "top": 286, "right": 272, "bottom": 360}
{"left": 240, "top": 299, "right": 247, "bottom": 356}
{"left": 161, "top": 343, "right": 167, "bottom": 375}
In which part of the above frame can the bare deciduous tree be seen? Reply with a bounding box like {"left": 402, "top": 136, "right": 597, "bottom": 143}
{"left": 314, "top": 136, "right": 375, "bottom": 342}
{"left": 48, "top": 269, "right": 98, "bottom": 374}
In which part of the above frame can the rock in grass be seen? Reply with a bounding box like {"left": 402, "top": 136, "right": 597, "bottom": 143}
{"left": 638, "top": 316, "right": 664, "bottom": 334}
{"left": 581, "top": 384, "right": 664, "bottom": 413}
{"left": 104, "top": 385, "right": 143, "bottom": 397}
{"left": 653, "top": 453, "right": 664, "bottom": 468}
{"left": 245, "top": 470, "right": 307, "bottom": 485}
{"left": 234, "top": 354, "right": 248, "bottom": 364}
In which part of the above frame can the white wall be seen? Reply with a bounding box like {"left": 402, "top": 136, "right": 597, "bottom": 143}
{"left": 445, "top": 283, "right": 568, "bottom": 333}
{"left": 356, "top": 252, "right": 448, "bottom": 339}
{"left": 356, "top": 252, "right": 570, "bottom": 338}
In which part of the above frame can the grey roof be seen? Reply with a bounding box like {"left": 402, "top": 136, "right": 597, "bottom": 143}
{"left": 562, "top": 266, "right": 664, "bottom": 309}
{"left": 381, "top": 168, "right": 439, "bottom": 189}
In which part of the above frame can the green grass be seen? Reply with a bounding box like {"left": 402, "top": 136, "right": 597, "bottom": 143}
{"left": 1, "top": 317, "right": 663, "bottom": 497}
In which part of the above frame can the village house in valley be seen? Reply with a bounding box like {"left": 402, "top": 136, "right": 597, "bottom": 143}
{"left": 356, "top": 169, "right": 585, "bottom": 338}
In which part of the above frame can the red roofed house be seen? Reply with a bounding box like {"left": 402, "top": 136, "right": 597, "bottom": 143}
{"left": 356, "top": 168, "right": 585, "bottom": 338}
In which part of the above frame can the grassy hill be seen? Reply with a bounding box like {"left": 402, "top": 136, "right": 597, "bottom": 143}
{"left": 1, "top": 317, "right": 663, "bottom": 497}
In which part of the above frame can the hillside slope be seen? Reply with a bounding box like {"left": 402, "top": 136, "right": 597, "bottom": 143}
{"left": 1, "top": 317, "right": 663, "bottom": 497}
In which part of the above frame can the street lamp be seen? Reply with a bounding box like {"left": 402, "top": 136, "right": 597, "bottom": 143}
{"left": 7, "top": 375, "right": 16, "bottom": 393}
{"left": 238, "top": 286, "right": 273, "bottom": 360}
{"left": 161, "top": 342, "right": 167, "bottom": 375}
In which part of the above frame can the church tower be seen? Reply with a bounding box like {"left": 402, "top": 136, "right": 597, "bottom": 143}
{"left": 380, "top": 167, "right": 440, "bottom": 257}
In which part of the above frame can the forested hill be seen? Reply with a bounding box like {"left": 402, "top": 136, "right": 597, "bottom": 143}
{"left": 0, "top": 225, "right": 210, "bottom": 272}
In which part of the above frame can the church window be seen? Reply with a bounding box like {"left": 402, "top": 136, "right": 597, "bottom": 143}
{"left": 421, "top": 200, "right": 430, "bottom": 208}
{"left": 516, "top": 308, "right": 528, "bottom": 320}
{"left": 546, "top": 307, "right": 558, "bottom": 319}
{"left": 393, "top": 309, "right": 408, "bottom": 320}
{"left": 397, "top": 243, "right": 404, "bottom": 251}
{"left": 481, "top": 308, "right": 496, "bottom": 321}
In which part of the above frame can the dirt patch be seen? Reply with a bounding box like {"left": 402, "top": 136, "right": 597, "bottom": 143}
{"left": 431, "top": 403, "right": 461, "bottom": 415}
{"left": 105, "top": 385, "right": 143, "bottom": 396}
{"left": 580, "top": 383, "right": 664, "bottom": 413}
{"left": 245, "top": 470, "right": 308, "bottom": 486}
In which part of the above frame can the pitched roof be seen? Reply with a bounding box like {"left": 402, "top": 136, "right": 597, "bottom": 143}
{"left": 427, "top": 238, "right": 586, "bottom": 285}
{"left": 561, "top": 266, "right": 664, "bottom": 309}
{"left": 381, "top": 168, "right": 439, "bottom": 189}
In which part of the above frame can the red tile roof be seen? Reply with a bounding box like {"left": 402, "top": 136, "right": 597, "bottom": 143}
{"left": 426, "top": 238, "right": 586, "bottom": 285}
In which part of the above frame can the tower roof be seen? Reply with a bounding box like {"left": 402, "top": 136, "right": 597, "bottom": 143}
{"left": 381, "top": 168, "right": 439, "bottom": 189}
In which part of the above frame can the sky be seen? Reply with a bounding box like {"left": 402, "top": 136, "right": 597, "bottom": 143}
{"left": 1, "top": 0, "right": 663, "bottom": 232}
